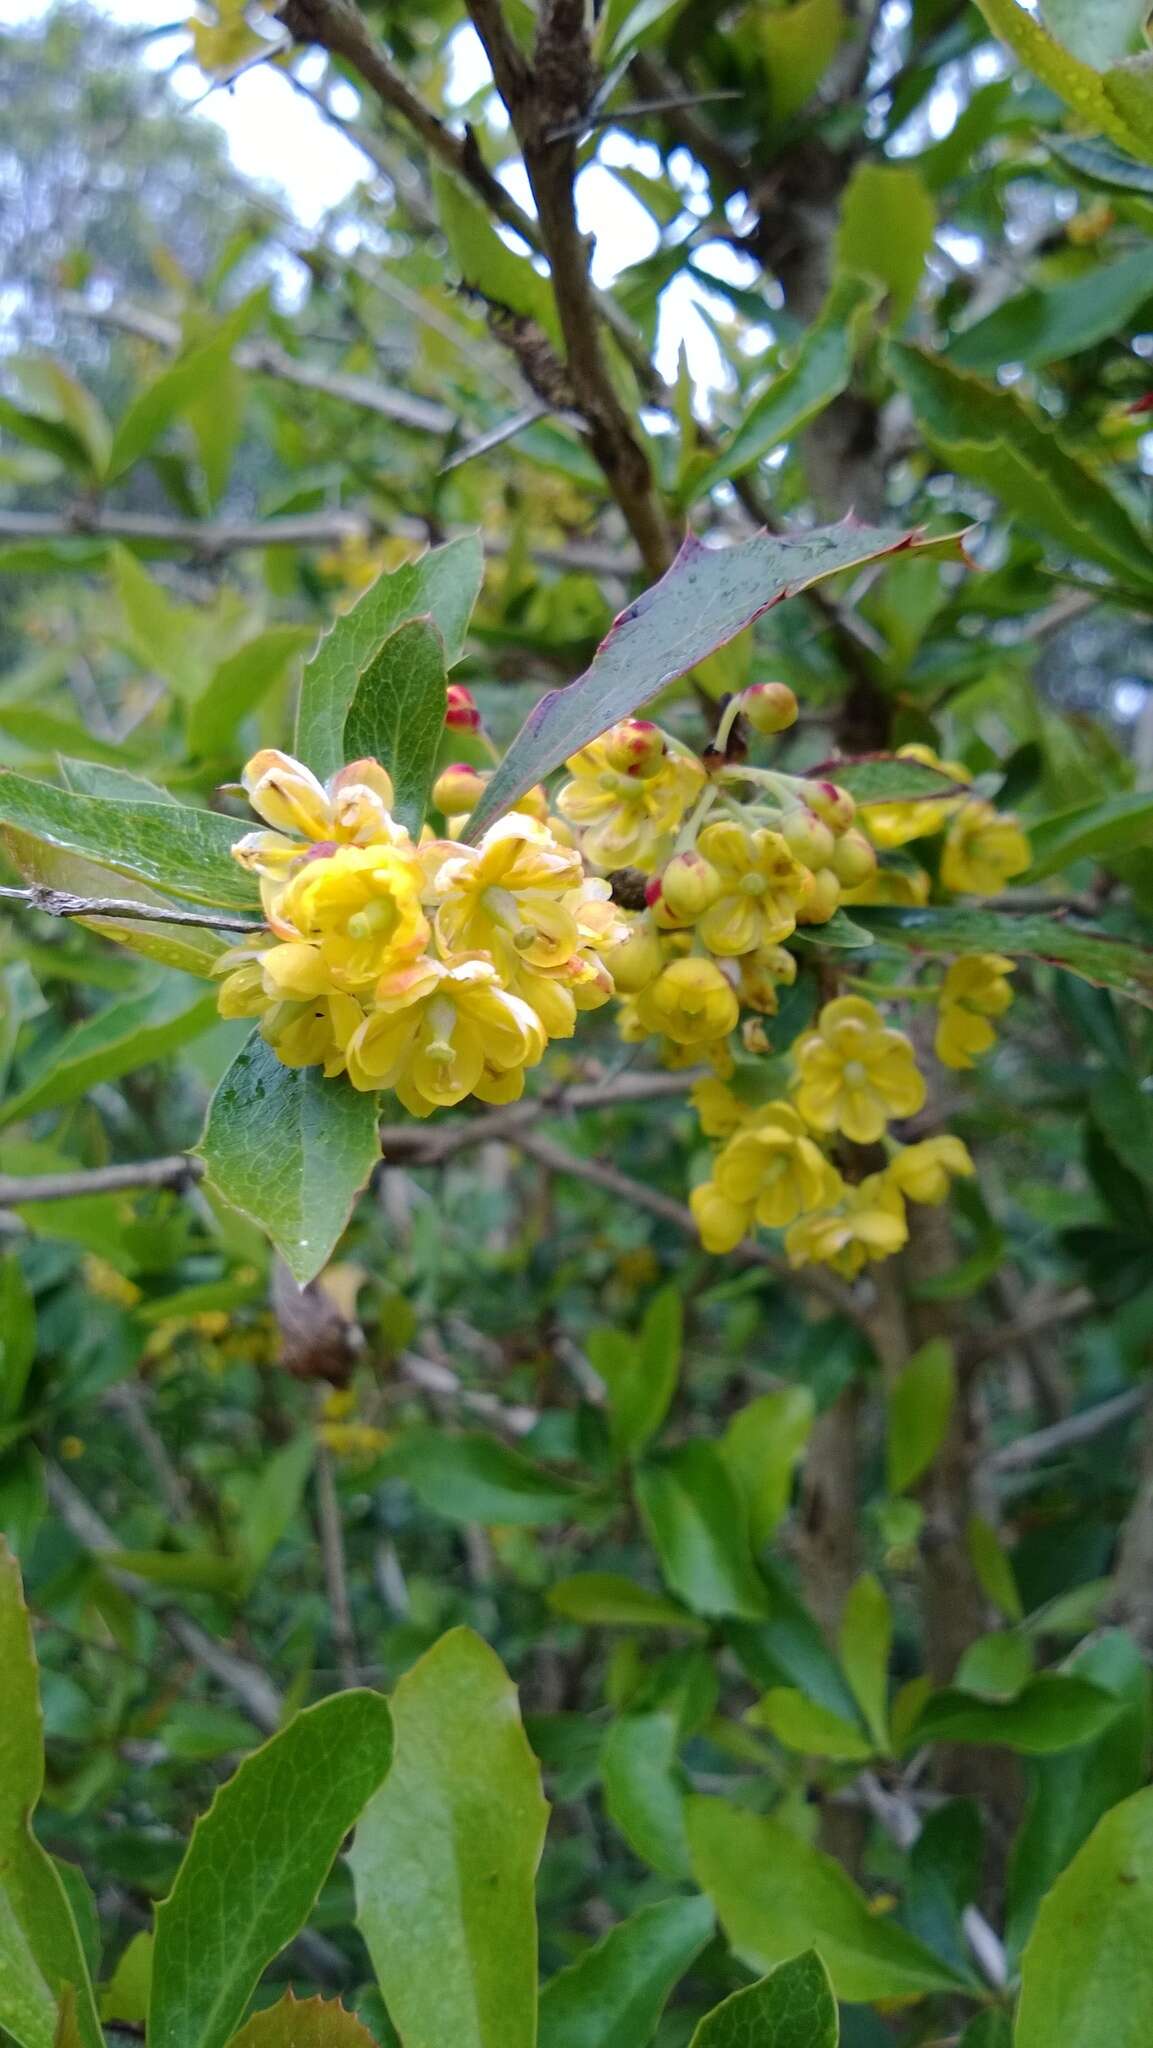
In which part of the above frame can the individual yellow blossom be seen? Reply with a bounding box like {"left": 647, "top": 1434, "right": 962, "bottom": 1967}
{"left": 786, "top": 1175, "right": 909, "bottom": 1278}
{"left": 841, "top": 863, "right": 931, "bottom": 909}
{"left": 431, "top": 812, "right": 591, "bottom": 970}
{"left": 934, "top": 952, "right": 1016, "bottom": 1069}
{"left": 691, "top": 1074, "right": 748, "bottom": 1137}
{"left": 270, "top": 842, "right": 429, "bottom": 987}
{"left": 603, "top": 912, "right": 665, "bottom": 993}
{"left": 738, "top": 943, "right": 797, "bottom": 1015}
{"left": 714, "top": 1101, "right": 844, "bottom": 1229}
{"left": 940, "top": 800, "right": 1030, "bottom": 896}
{"left": 862, "top": 745, "right": 970, "bottom": 850}
{"left": 213, "top": 940, "right": 365, "bottom": 1075}
{"left": 690, "top": 1180, "right": 752, "bottom": 1254}
{"left": 81, "top": 1254, "right": 141, "bottom": 1308}
{"left": 886, "top": 1135, "right": 975, "bottom": 1205}
{"left": 231, "top": 749, "right": 407, "bottom": 896}
{"left": 60, "top": 1435, "right": 86, "bottom": 1461}
{"left": 555, "top": 722, "right": 705, "bottom": 870}
{"left": 793, "top": 996, "right": 926, "bottom": 1144}
{"left": 345, "top": 957, "right": 546, "bottom": 1111}
{"left": 635, "top": 956, "right": 739, "bottom": 1046}
{"left": 695, "top": 820, "right": 810, "bottom": 955}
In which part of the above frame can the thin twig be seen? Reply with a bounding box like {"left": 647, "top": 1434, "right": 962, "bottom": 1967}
{"left": 313, "top": 1441, "right": 360, "bottom": 1688}
{"left": 986, "top": 1384, "right": 1143, "bottom": 1473}
{"left": 967, "top": 1286, "right": 1095, "bottom": 1368}
{"left": 544, "top": 89, "right": 743, "bottom": 141}
{"left": 103, "top": 1382, "right": 194, "bottom": 1525}
{"left": 0, "top": 1156, "right": 203, "bottom": 1205}
{"left": 0, "top": 884, "right": 262, "bottom": 935}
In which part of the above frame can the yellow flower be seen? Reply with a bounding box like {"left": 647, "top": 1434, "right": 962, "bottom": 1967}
{"left": 213, "top": 941, "right": 365, "bottom": 1074}
{"left": 691, "top": 1074, "right": 748, "bottom": 1138}
{"left": 714, "top": 1101, "right": 844, "bottom": 1229}
{"left": 738, "top": 943, "right": 797, "bottom": 1015}
{"left": 603, "top": 912, "right": 665, "bottom": 993}
{"left": 432, "top": 813, "right": 587, "bottom": 969}
{"left": 786, "top": 1175, "right": 909, "bottom": 1277}
{"left": 345, "top": 957, "right": 546, "bottom": 1111}
{"left": 793, "top": 996, "right": 926, "bottom": 1144}
{"left": 841, "top": 864, "right": 931, "bottom": 909}
{"left": 694, "top": 820, "right": 809, "bottom": 956}
{"left": 555, "top": 722, "right": 704, "bottom": 870}
{"left": 270, "top": 843, "right": 429, "bottom": 988}
{"left": 81, "top": 1254, "right": 141, "bottom": 1308}
{"left": 886, "top": 1135, "right": 974, "bottom": 1205}
{"left": 690, "top": 1180, "right": 752, "bottom": 1253}
{"left": 862, "top": 745, "right": 970, "bottom": 850}
{"left": 934, "top": 952, "right": 1016, "bottom": 1069}
{"left": 635, "top": 956, "right": 739, "bottom": 1046}
{"left": 941, "top": 801, "right": 1030, "bottom": 896}
{"left": 232, "top": 749, "right": 406, "bottom": 896}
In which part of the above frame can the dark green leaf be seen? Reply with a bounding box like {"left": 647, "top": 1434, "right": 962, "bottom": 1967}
{"left": 547, "top": 1574, "right": 704, "bottom": 1631}
{"left": 1026, "top": 790, "right": 1153, "bottom": 882}
{"left": 389, "top": 1427, "right": 589, "bottom": 1525}
{"left": 343, "top": 616, "right": 447, "bottom": 834}
{"left": 0, "top": 1262, "right": 36, "bottom": 1426}
{"left": 906, "top": 1674, "right": 1121, "bottom": 1753}
{"left": 721, "top": 1388, "right": 814, "bottom": 1546}
{"left": 538, "top": 1895, "right": 714, "bottom": 2048}
{"left": 804, "top": 754, "right": 965, "bottom": 807}
{"left": 601, "top": 1710, "right": 691, "bottom": 1877}
{"left": 948, "top": 248, "right": 1153, "bottom": 373}
{"left": 636, "top": 1442, "right": 770, "bottom": 1620}
{"left": 886, "top": 1338, "right": 955, "bottom": 1495}
{"left": 0, "top": 983, "right": 217, "bottom": 1128}
{"left": 689, "top": 1950, "right": 838, "bottom": 2048}
{"left": 859, "top": 904, "right": 1153, "bottom": 1008}
{"left": 587, "top": 1285, "right": 681, "bottom": 1460}
{"left": 0, "top": 773, "right": 256, "bottom": 909}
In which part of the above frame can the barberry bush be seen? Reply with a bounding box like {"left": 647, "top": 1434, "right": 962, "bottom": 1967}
{"left": 4, "top": 1, "right": 1153, "bottom": 2045}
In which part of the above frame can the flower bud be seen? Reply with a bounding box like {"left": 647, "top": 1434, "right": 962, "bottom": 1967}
{"left": 781, "top": 807, "right": 835, "bottom": 869}
{"left": 807, "top": 780, "right": 856, "bottom": 833}
{"left": 602, "top": 718, "right": 666, "bottom": 779}
{"left": 796, "top": 866, "right": 841, "bottom": 924}
{"left": 433, "top": 763, "right": 487, "bottom": 816}
{"left": 445, "top": 683, "right": 481, "bottom": 731}
{"left": 656, "top": 850, "right": 723, "bottom": 923}
{"left": 741, "top": 681, "right": 798, "bottom": 735}
{"left": 605, "top": 914, "right": 664, "bottom": 993}
{"left": 831, "top": 827, "right": 877, "bottom": 887}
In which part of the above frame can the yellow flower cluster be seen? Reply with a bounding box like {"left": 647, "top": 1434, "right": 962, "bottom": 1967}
{"left": 215, "top": 749, "right": 626, "bottom": 1115}
{"left": 935, "top": 953, "right": 1016, "bottom": 1070}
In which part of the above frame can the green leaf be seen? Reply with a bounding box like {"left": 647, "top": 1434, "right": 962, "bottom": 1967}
{"left": 106, "top": 294, "right": 265, "bottom": 481}
{"left": 465, "top": 522, "right": 967, "bottom": 836}
{"left": 343, "top": 616, "right": 447, "bottom": 835}
{"left": 388, "top": 1427, "right": 589, "bottom": 1525}
{"left": 197, "top": 1033, "right": 381, "bottom": 1285}
{"left": 149, "top": 1689, "right": 393, "bottom": 2048}
{"left": 602, "top": 1709, "right": 691, "bottom": 1877}
{"left": 0, "top": 1541, "right": 103, "bottom": 2048}
{"left": 588, "top": 1285, "right": 682, "bottom": 1460}
{"left": 804, "top": 754, "right": 965, "bottom": 807}
{"left": 0, "top": 824, "right": 226, "bottom": 979}
{"left": 1042, "top": 0, "right": 1150, "bottom": 67}
{"left": 966, "top": 1512, "right": 1023, "bottom": 1622}
{"left": 100, "top": 1932, "right": 153, "bottom": 2026}
{"left": 294, "top": 535, "right": 482, "bottom": 782}
{"left": 432, "top": 164, "right": 561, "bottom": 344}
{"left": 747, "top": 1689, "right": 875, "bottom": 1761}
{"left": 907, "top": 1674, "right": 1121, "bottom": 1753}
{"left": 761, "top": 0, "right": 843, "bottom": 120}
{"left": 1046, "top": 133, "right": 1153, "bottom": 196}
{"left": 1103, "top": 58, "right": 1153, "bottom": 159}
{"left": 859, "top": 904, "right": 1153, "bottom": 1009}
{"left": 188, "top": 626, "right": 314, "bottom": 759}
{"left": 721, "top": 1387, "right": 814, "bottom": 1546}
{"left": 12, "top": 358, "right": 111, "bottom": 475}
{"left": 1091, "top": 1069, "right": 1153, "bottom": 1184}
{"left": 0, "top": 983, "right": 217, "bottom": 1129}
{"left": 112, "top": 548, "right": 206, "bottom": 700}
{"left": 839, "top": 1573, "right": 892, "bottom": 1751}
{"left": 350, "top": 1628, "right": 548, "bottom": 2048}
{"left": 548, "top": 1574, "right": 704, "bottom": 1631}
{"left": 973, "top": 0, "right": 1141, "bottom": 154}
{"left": 636, "top": 1442, "right": 770, "bottom": 1620}
{"left": 538, "top": 1895, "right": 714, "bottom": 2048}
{"left": 1016, "top": 1787, "right": 1153, "bottom": 2047}
{"left": 0, "top": 772, "right": 256, "bottom": 909}
{"left": 0, "top": 704, "right": 138, "bottom": 768}
{"left": 231, "top": 1433, "right": 315, "bottom": 1588}
{"left": 948, "top": 248, "right": 1153, "bottom": 374}
{"left": 229, "top": 1995, "right": 380, "bottom": 2048}
{"left": 835, "top": 164, "right": 936, "bottom": 323}
{"left": 728, "top": 1560, "right": 864, "bottom": 1723}
{"left": 103, "top": 1549, "right": 240, "bottom": 1595}
{"left": 889, "top": 344, "right": 1153, "bottom": 588}
{"left": 689, "top": 1950, "right": 838, "bottom": 2048}
{"left": 687, "top": 1796, "right": 965, "bottom": 2001}
{"left": 886, "top": 1337, "right": 955, "bottom": 1495}
{"left": 0, "top": 1261, "right": 36, "bottom": 1426}
{"left": 1026, "top": 789, "right": 1153, "bottom": 881}
{"left": 954, "top": 1631, "right": 1033, "bottom": 1702}
{"left": 1006, "top": 1632, "right": 1152, "bottom": 1960}
{"left": 692, "top": 273, "right": 878, "bottom": 496}
{"left": 792, "top": 909, "right": 875, "bottom": 950}
{"left": 58, "top": 760, "right": 179, "bottom": 806}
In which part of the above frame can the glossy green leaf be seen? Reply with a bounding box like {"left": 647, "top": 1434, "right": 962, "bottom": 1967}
{"left": 974, "top": 0, "right": 1140, "bottom": 154}
{"left": 1016, "top": 1787, "right": 1153, "bottom": 2047}
{"left": 389, "top": 1427, "right": 589, "bottom": 1525}
{"left": 1026, "top": 789, "right": 1153, "bottom": 881}
{"left": 602, "top": 1709, "right": 691, "bottom": 1877}
{"left": 859, "top": 903, "right": 1153, "bottom": 1008}
{"left": 836, "top": 163, "right": 936, "bottom": 322}
{"left": 294, "top": 533, "right": 481, "bottom": 781}
{"left": 907, "top": 1674, "right": 1120, "bottom": 1753}
{"left": 792, "top": 908, "right": 875, "bottom": 949}
{"left": 466, "top": 523, "right": 967, "bottom": 836}
{"left": 548, "top": 1573, "right": 704, "bottom": 1631}
{"left": 948, "top": 248, "right": 1153, "bottom": 374}
{"left": 687, "top": 1796, "right": 964, "bottom": 2001}
{"left": 197, "top": 1032, "right": 381, "bottom": 1285}
{"left": 748, "top": 1688, "right": 874, "bottom": 1761}
{"left": 0, "top": 1261, "right": 35, "bottom": 1426}
{"left": 839, "top": 1573, "right": 892, "bottom": 1750}
{"left": 149, "top": 1690, "right": 393, "bottom": 2048}
{"left": 229, "top": 1995, "right": 380, "bottom": 2048}
{"left": 343, "top": 615, "right": 447, "bottom": 834}
{"left": 886, "top": 1337, "right": 955, "bottom": 1495}
{"left": 636, "top": 1441, "right": 770, "bottom": 1620}
{"left": 433, "top": 164, "right": 561, "bottom": 343}
{"left": 889, "top": 344, "right": 1153, "bottom": 587}
{"left": 1042, "top": 0, "right": 1149, "bottom": 67}
{"left": 721, "top": 1387, "right": 814, "bottom": 1546}
{"left": 188, "top": 625, "right": 314, "bottom": 759}
{"left": 693, "top": 273, "right": 878, "bottom": 495}
{"left": 804, "top": 753, "right": 964, "bottom": 807}
{"left": 588, "top": 1285, "right": 681, "bottom": 1459}
{"left": 728, "top": 1560, "right": 864, "bottom": 1722}
{"left": 689, "top": 1949, "right": 838, "bottom": 2048}
{"left": 106, "top": 295, "right": 264, "bottom": 480}
{"left": 0, "top": 982, "right": 217, "bottom": 1128}
{"left": 538, "top": 1894, "right": 714, "bottom": 2048}
{"left": 350, "top": 1628, "right": 548, "bottom": 2048}
{"left": 0, "top": 1542, "right": 103, "bottom": 2048}
{"left": 0, "top": 772, "right": 256, "bottom": 909}
{"left": 955, "top": 1631, "right": 1033, "bottom": 1702}
{"left": 0, "top": 825, "right": 226, "bottom": 979}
